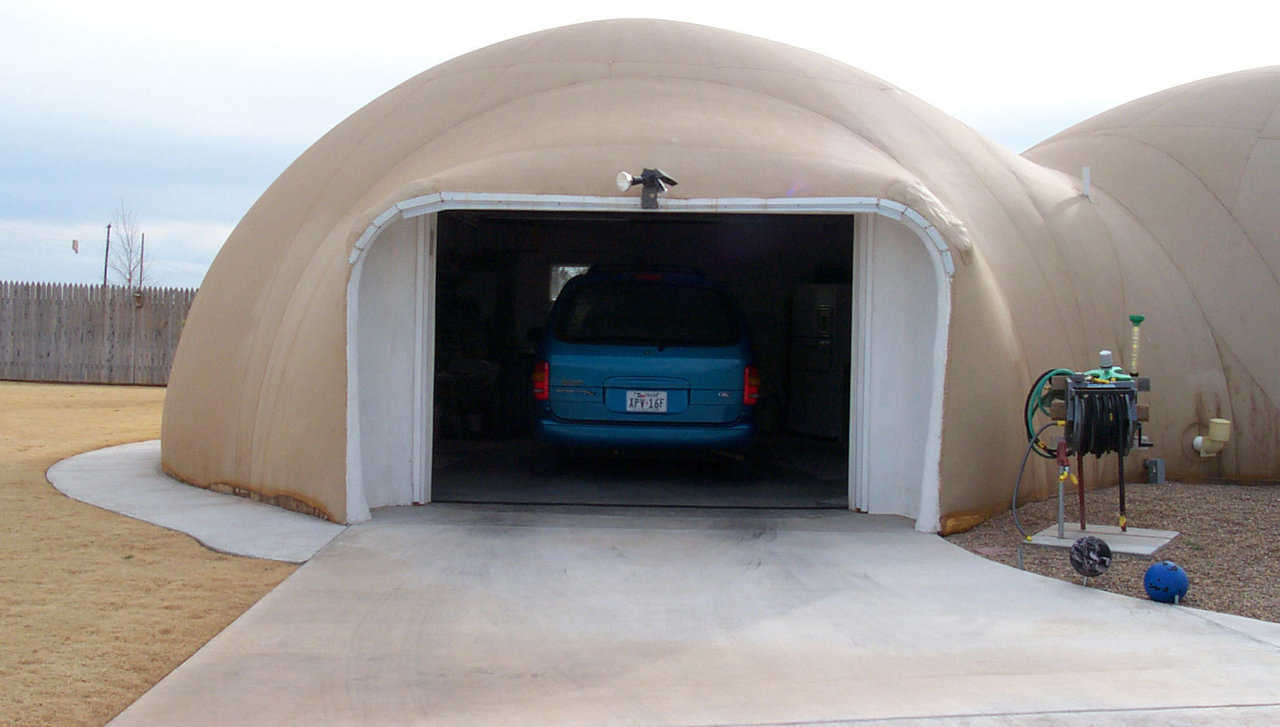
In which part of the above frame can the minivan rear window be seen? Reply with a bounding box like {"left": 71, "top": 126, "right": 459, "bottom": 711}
{"left": 555, "top": 281, "right": 741, "bottom": 346}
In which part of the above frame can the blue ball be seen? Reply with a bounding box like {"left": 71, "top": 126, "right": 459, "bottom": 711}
{"left": 1144, "top": 561, "right": 1189, "bottom": 603}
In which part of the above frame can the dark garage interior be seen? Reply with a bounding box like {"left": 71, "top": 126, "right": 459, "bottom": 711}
{"left": 430, "top": 210, "right": 855, "bottom": 508}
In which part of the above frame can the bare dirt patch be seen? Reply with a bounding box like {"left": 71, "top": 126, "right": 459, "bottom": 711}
{"left": 0, "top": 382, "right": 296, "bottom": 726}
{"left": 946, "top": 479, "right": 1280, "bottom": 622}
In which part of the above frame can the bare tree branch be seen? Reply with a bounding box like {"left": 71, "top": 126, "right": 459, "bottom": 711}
{"left": 109, "top": 202, "right": 156, "bottom": 288}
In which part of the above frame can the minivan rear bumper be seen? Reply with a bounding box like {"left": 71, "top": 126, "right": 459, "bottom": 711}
{"left": 535, "top": 418, "right": 754, "bottom": 450}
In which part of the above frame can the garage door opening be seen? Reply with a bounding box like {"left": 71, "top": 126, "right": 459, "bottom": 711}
{"left": 347, "top": 195, "right": 950, "bottom": 530}
{"left": 430, "top": 210, "right": 854, "bottom": 508}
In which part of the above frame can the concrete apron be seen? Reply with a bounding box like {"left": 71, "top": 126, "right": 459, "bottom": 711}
{"left": 111, "top": 505, "right": 1280, "bottom": 726}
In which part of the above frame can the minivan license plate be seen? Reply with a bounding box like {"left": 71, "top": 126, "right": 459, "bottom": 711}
{"left": 626, "top": 390, "right": 668, "bottom": 413}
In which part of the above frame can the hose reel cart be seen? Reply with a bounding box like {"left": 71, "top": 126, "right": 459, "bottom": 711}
{"left": 1014, "top": 315, "right": 1152, "bottom": 544}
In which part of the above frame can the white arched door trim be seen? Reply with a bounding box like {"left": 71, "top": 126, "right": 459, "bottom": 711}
{"left": 346, "top": 193, "right": 954, "bottom": 530}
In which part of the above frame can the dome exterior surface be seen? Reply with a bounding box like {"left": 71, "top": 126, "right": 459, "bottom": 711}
{"left": 1026, "top": 67, "right": 1280, "bottom": 479}
{"left": 161, "top": 19, "right": 1279, "bottom": 526}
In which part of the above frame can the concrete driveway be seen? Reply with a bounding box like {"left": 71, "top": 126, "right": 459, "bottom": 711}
{"left": 110, "top": 503, "right": 1280, "bottom": 725}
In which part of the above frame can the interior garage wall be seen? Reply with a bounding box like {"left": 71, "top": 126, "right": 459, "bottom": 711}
{"left": 857, "top": 216, "right": 939, "bottom": 519}
{"left": 356, "top": 215, "right": 421, "bottom": 508}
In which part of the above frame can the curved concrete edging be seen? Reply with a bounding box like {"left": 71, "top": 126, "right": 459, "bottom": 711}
{"left": 47, "top": 441, "right": 346, "bottom": 563}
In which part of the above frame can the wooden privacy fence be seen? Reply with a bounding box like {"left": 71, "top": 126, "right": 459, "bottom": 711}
{"left": 0, "top": 281, "right": 198, "bottom": 385}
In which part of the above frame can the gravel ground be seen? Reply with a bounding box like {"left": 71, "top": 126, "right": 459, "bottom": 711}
{"left": 945, "top": 480, "right": 1280, "bottom": 623}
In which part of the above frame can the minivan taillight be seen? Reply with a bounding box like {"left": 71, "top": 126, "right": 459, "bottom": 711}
{"left": 743, "top": 366, "right": 760, "bottom": 405}
{"left": 532, "top": 361, "right": 550, "bottom": 401}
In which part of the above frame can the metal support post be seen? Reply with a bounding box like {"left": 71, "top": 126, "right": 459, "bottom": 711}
{"left": 1077, "top": 451, "right": 1087, "bottom": 531}
{"left": 1055, "top": 440, "right": 1069, "bottom": 539}
{"left": 1118, "top": 453, "right": 1127, "bottom": 531}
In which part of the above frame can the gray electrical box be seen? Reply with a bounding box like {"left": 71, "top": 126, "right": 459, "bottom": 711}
{"left": 1144, "top": 458, "right": 1166, "bottom": 484}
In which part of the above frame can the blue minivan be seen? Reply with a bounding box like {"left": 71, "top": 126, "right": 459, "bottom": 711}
{"left": 531, "top": 266, "right": 758, "bottom": 473}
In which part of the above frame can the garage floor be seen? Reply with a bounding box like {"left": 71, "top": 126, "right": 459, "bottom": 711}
{"left": 110, "top": 503, "right": 1280, "bottom": 726}
{"left": 431, "top": 434, "right": 849, "bottom": 508}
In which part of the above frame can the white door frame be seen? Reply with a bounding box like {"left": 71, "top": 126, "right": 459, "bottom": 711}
{"left": 409, "top": 213, "right": 435, "bottom": 504}
{"left": 346, "top": 193, "right": 955, "bottom": 530}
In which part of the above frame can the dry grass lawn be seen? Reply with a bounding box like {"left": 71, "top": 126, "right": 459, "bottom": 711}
{"left": 0, "top": 382, "right": 296, "bottom": 726}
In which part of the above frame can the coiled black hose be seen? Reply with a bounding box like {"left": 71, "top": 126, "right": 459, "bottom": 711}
{"left": 1072, "top": 389, "right": 1133, "bottom": 457}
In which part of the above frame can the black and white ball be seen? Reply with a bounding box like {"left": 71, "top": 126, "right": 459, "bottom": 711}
{"left": 1069, "top": 536, "right": 1113, "bottom": 577}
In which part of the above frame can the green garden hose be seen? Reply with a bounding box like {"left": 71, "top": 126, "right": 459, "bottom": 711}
{"left": 1025, "top": 368, "right": 1073, "bottom": 459}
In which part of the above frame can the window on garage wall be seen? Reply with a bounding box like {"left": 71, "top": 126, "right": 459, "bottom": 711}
{"left": 549, "top": 264, "right": 591, "bottom": 303}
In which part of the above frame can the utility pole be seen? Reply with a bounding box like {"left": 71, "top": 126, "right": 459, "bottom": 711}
{"left": 103, "top": 223, "right": 112, "bottom": 286}
{"left": 139, "top": 232, "right": 145, "bottom": 289}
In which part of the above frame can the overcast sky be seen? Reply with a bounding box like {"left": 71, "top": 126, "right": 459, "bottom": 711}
{"left": 2, "top": 0, "right": 1276, "bottom": 288}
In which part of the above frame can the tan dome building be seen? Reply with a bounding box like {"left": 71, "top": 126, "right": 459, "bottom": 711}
{"left": 1025, "top": 68, "right": 1280, "bottom": 480}
{"left": 161, "top": 19, "right": 1279, "bottom": 531}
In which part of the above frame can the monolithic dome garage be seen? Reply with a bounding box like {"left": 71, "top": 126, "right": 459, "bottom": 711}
{"left": 161, "top": 18, "right": 1280, "bottom": 532}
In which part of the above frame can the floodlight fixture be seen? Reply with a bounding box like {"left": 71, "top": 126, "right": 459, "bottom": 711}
{"left": 615, "top": 168, "right": 678, "bottom": 209}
